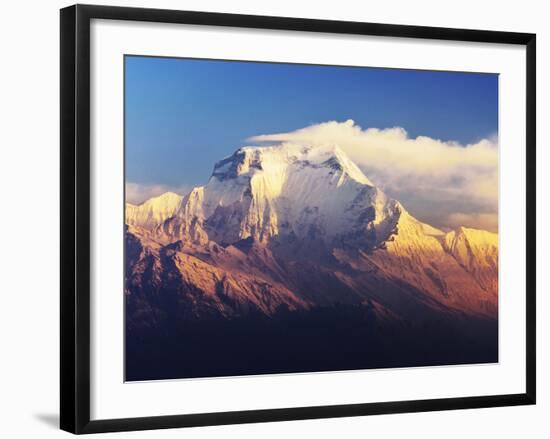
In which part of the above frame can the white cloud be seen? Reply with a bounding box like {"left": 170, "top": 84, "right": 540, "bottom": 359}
{"left": 126, "top": 182, "right": 192, "bottom": 205}
{"left": 249, "top": 120, "right": 498, "bottom": 232}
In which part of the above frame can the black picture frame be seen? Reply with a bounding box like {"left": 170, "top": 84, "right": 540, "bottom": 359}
{"left": 60, "top": 4, "right": 536, "bottom": 434}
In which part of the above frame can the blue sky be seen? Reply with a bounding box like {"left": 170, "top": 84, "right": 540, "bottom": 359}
{"left": 125, "top": 56, "right": 498, "bottom": 191}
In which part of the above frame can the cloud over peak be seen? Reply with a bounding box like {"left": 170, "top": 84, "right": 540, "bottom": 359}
{"left": 249, "top": 120, "right": 498, "bottom": 232}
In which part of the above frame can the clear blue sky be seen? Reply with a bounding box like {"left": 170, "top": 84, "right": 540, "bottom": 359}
{"left": 125, "top": 55, "right": 498, "bottom": 188}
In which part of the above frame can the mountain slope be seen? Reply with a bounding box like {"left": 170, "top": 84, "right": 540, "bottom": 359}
{"left": 364, "top": 208, "right": 498, "bottom": 316}
{"left": 125, "top": 224, "right": 309, "bottom": 326}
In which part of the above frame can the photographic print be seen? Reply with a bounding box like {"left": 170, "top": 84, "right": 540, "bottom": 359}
{"left": 124, "top": 56, "right": 499, "bottom": 381}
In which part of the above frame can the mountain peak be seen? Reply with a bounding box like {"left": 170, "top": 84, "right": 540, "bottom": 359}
{"left": 210, "top": 142, "right": 373, "bottom": 187}
{"left": 156, "top": 142, "right": 393, "bottom": 246}
{"left": 126, "top": 191, "right": 182, "bottom": 228}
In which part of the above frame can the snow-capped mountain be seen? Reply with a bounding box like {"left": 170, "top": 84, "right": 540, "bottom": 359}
{"left": 125, "top": 142, "right": 498, "bottom": 326}
{"left": 153, "top": 143, "right": 402, "bottom": 248}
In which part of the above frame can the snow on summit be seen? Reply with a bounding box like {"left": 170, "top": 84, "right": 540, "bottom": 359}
{"left": 162, "top": 141, "right": 394, "bottom": 245}
{"left": 212, "top": 142, "right": 373, "bottom": 186}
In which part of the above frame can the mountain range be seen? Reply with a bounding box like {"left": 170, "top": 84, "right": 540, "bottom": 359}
{"left": 125, "top": 142, "right": 498, "bottom": 379}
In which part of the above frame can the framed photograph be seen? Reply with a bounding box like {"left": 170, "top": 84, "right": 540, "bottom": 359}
{"left": 60, "top": 4, "right": 536, "bottom": 434}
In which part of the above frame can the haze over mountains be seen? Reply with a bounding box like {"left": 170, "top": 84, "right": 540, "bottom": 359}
{"left": 125, "top": 141, "right": 498, "bottom": 380}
